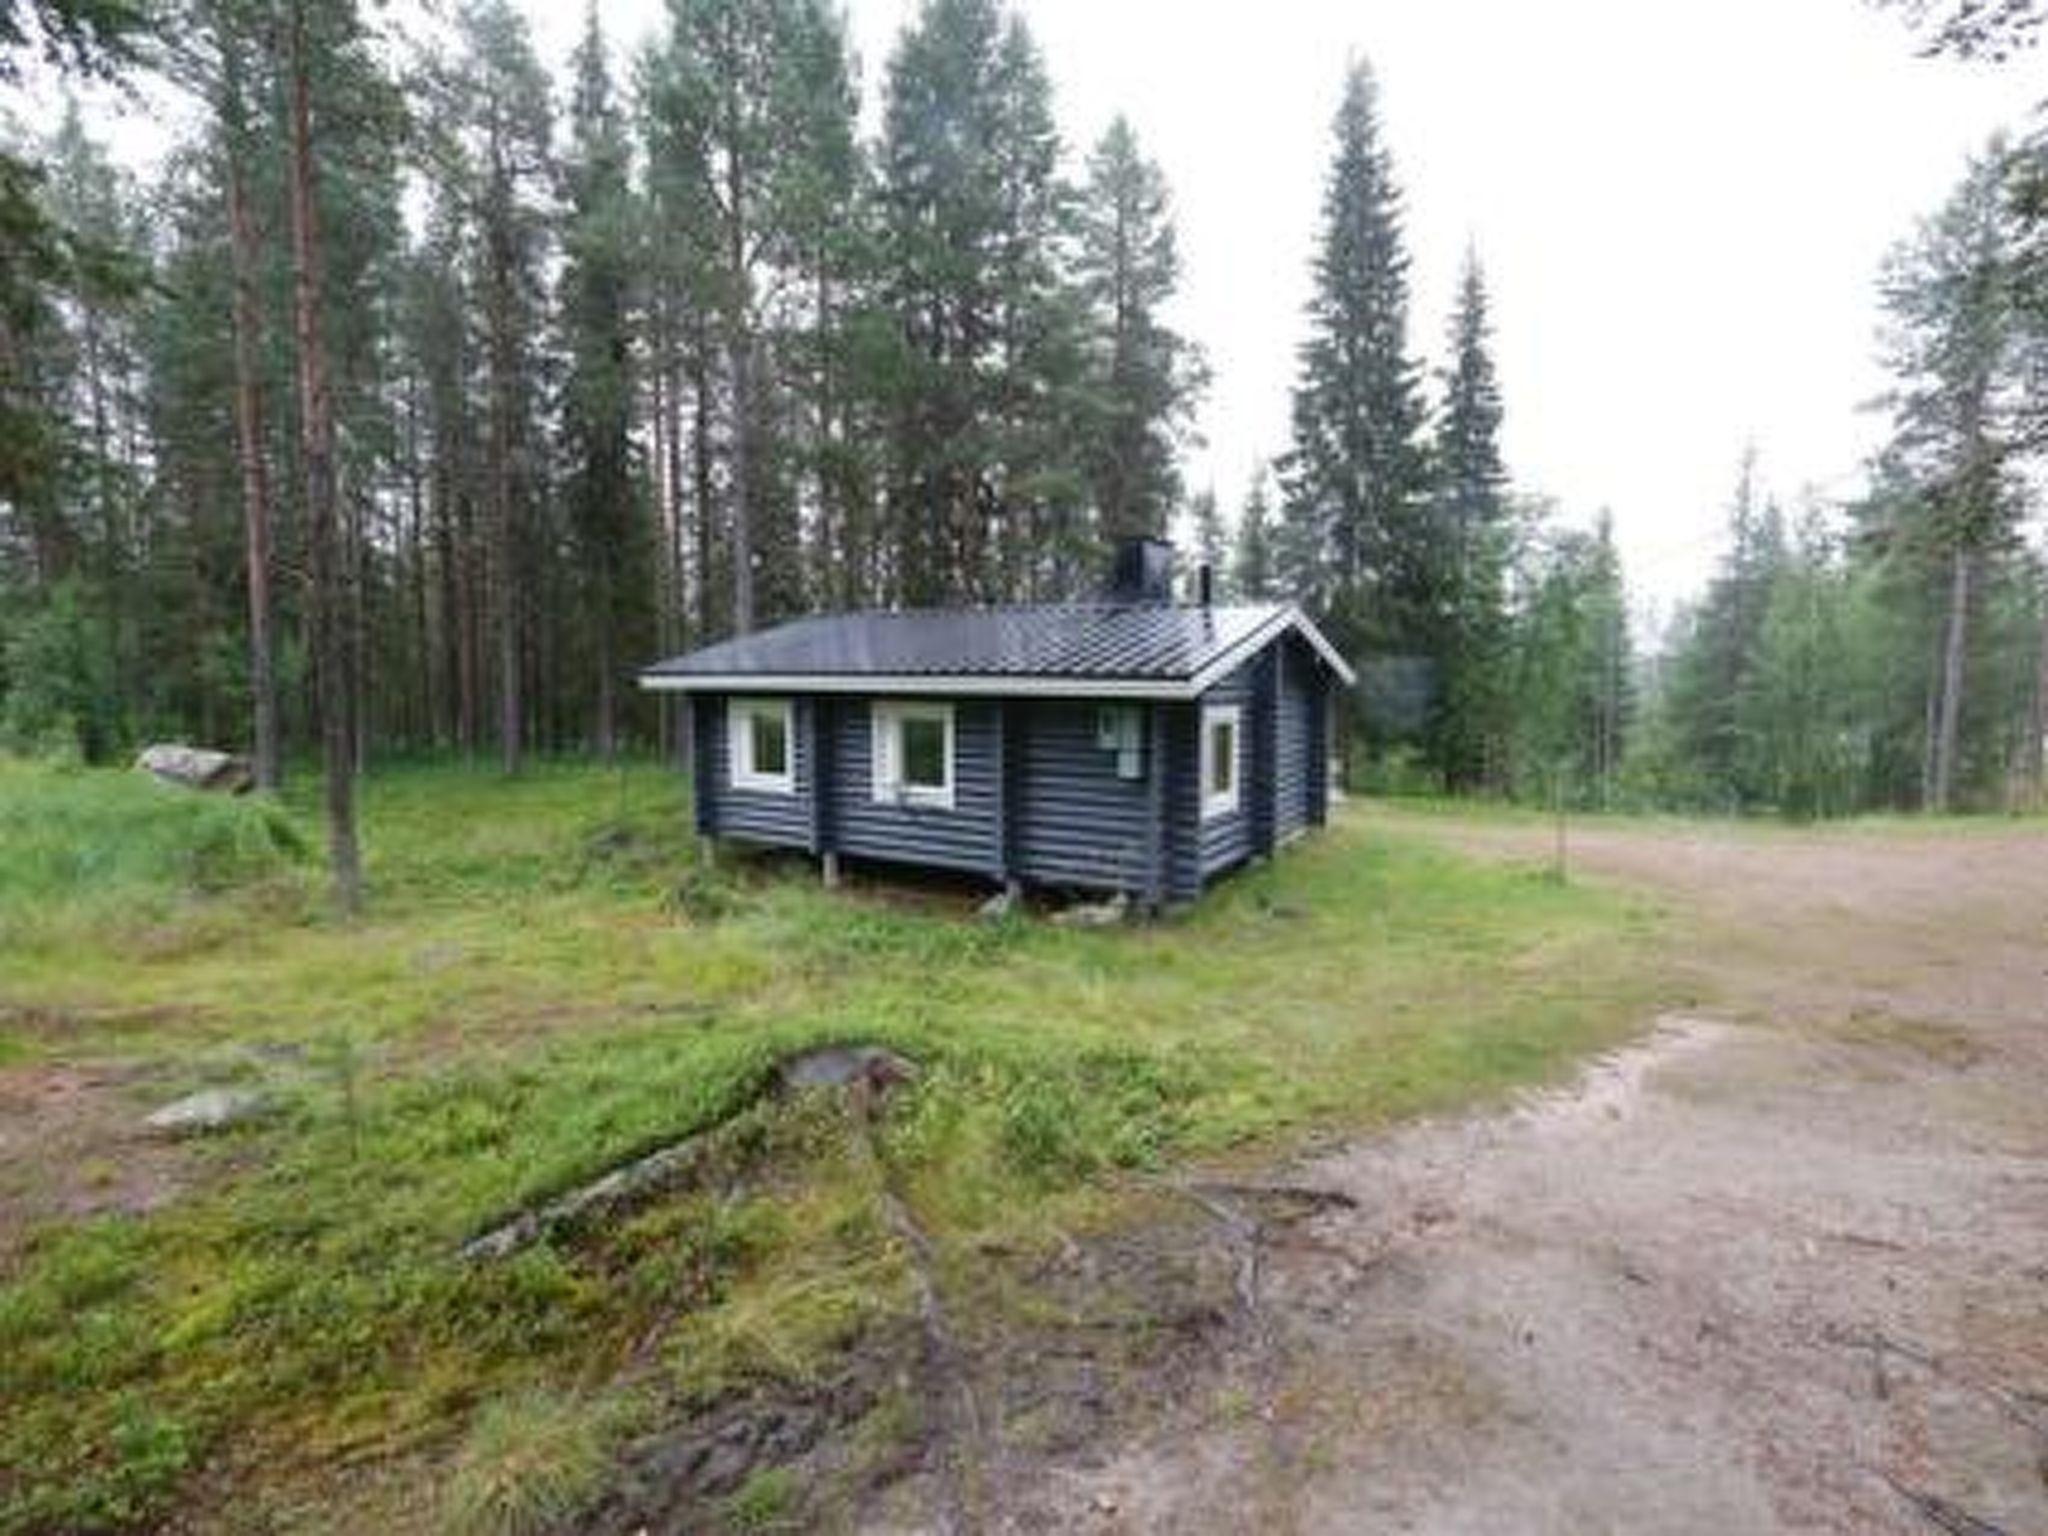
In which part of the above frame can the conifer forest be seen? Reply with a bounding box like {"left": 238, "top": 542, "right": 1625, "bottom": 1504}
{"left": 6, "top": 0, "right": 2048, "bottom": 888}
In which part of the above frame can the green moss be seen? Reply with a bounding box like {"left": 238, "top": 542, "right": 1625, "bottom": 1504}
{"left": 0, "top": 758, "right": 1674, "bottom": 1532}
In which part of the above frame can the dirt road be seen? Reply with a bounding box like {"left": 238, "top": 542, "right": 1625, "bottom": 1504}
{"left": 960, "top": 818, "right": 2048, "bottom": 1534}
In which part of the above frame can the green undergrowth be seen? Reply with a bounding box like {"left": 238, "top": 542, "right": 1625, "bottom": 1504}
{"left": 0, "top": 758, "right": 311, "bottom": 951}
{"left": 0, "top": 756, "right": 1669, "bottom": 1532}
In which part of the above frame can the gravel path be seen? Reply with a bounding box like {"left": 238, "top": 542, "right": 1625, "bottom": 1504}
{"left": 984, "top": 817, "right": 2048, "bottom": 1535}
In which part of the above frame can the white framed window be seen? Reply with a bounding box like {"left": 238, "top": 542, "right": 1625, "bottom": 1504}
{"left": 728, "top": 697, "right": 795, "bottom": 795}
{"left": 872, "top": 700, "right": 955, "bottom": 810}
{"left": 1095, "top": 704, "right": 1144, "bottom": 780}
{"left": 1201, "top": 704, "right": 1241, "bottom": 821}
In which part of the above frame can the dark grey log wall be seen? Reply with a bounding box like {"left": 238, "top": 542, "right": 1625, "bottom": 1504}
{"left": 830, "top": 700, "right": 1003, "bottom": 877}
{"left": 1012, "top": 700, "right": 1155, "bottom": 891}
{"left": 689, "top": 633, "right": 1339, "bottom": 900}
{"left": 694, "top": 694, "right": 814, "bottom": 846}
{"left": 1276, "top": 636, "right": 1314, "bottom": 839}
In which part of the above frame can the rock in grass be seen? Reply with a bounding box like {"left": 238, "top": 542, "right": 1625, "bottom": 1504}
{"left": 1052, "top": 892, "right": 1129, "bottom": 929}
{"left": 976, "top": 888, "right": 1018, "bottom": 922}
{"left": 134, "top": 744, "right": 253, "bottom": 794}
{"left": 775, "top": 1045, "right": 919, "bottom": 1096}
{"left": 145, "top": 1087, "right": 270, "bottom": 1136}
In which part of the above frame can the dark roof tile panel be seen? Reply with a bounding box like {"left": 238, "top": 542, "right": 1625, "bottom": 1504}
{"left": 641, "top": 603, "right": 1289, "bottom": 683}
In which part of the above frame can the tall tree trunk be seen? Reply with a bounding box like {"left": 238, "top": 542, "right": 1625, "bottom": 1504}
{"left": 1930, "top": 544, "right": 1972, "bottom": 813}
{"left": 221, "top": 56, "right": 281, "bottom": 790}
{"left": 2028, "top": 567, "right": 2048, "bottom": 807}
{"left": 691, "top": 319, "right": 715, "bottom": 640}
{"left": 286, "top": 0, "right": 362, "bottom": 912}
{"left": 728, "top": 330, "right": 755, "bottom": 635}
{"left": 487, "top": 197, "right": 521, "bottom": 775}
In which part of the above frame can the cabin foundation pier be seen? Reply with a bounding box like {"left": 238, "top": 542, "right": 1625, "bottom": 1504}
{"left": 822, "top": 850, "right": 842, "bottom": 889}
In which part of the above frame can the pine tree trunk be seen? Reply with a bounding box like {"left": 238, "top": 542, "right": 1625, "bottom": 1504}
{"left": 1931, "top": 544, "right": 1972, "bottom": 813}
{"left": 487, "top": 197, "right": 521, "bottom": 775}
{"left": 729, "top": 330, "right": 755, "bottom": 636}
{"left": 2027, "top": 569, "right": 2048, "bottom": 807}
{"left": 691, "top": 322, "right": 715, "bottom": 639}
{"left": 286, "top": 0, "right": 362, "bottom": 913}
{"left": 222, "top": 66, "right": 281, "bottom": 791}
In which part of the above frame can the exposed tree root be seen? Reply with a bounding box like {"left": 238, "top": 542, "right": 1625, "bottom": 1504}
{"left": 458, "top": 1044, "right": 920, "bottom": 1262}
{"left": 851, "top": 1105, "right": 980, "bottom": 1536}
{"left": 459, "top": 1118, "right": 742, "bottom": 1261}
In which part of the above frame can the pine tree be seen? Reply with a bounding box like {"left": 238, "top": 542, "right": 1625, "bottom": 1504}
{"left": 1426, "top": 247, "right": 1511, "bottom": 789}
{"left": 644, "top": 0, "right": 856, "bottom": 633}
{"left": 284, "top": 0, "right": 362, "bottom": 908}
{"left": 1277, "top": 60, "right": 1427, "bottom": 709}
{"left": 444, "top": 0, "right": 553, "bottom": 773}
{"left": 558, "top": 7, "right": 645, "bottom": 759}
{"left": 877, "top": 0, "right": 1083, "bottom": 603}
{"left": 1074, "top": 115, "right": 1204, "bottom": 551}
{"left": 1873, "top": 143, "right": 2025, "bottom": 810}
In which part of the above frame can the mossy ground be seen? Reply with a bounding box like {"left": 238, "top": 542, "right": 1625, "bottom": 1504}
{"left": 0, "top": 758, "right": 1670, "bottom": 1532}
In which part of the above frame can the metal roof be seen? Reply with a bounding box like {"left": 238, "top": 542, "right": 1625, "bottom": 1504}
{"left": 638, "top": 602, "right": 1356, "bottom": 700}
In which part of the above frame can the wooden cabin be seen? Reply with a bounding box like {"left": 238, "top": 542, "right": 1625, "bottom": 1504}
{"left": 638, "top": 539, "right": 1355, "bottom": 908}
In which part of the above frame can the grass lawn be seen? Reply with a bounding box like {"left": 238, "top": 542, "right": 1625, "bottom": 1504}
{"left": 0, "top": 757, "right": 1671, "bottom": 1533}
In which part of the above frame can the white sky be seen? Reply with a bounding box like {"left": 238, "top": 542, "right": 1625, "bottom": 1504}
{"left": 26, "top": 0, "right": 2048, "bottom": 613}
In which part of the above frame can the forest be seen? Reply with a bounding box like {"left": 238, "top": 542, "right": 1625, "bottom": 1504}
{"left": 3, "top": 0, "right": 2046, "bottom": 894}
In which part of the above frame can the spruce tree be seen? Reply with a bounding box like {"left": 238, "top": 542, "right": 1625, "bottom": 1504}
{"left": 1660, "top": 448, "right": 1786, "bottom": 803}
{"left": 1426, "top": 248, "right": 1511, "bottom": 789}
{"left": 1233, "top": 466, "right": 1277, "bottom": 600}
{"left": 1278, "top": 60, "right": 1426, "bottom": 715}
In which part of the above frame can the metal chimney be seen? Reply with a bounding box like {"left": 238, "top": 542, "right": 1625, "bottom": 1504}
{"left": 1107, "top": 536, "right": 1175, "bottom": 604}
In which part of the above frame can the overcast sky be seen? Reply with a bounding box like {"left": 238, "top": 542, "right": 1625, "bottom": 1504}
{"left": 531, "top": 0, "right": 2041, "bottom": 616}
{"left": 32, "top": 0, "right": 2046, "bottom": 614}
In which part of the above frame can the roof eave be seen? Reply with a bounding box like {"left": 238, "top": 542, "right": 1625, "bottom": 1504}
{"left": 637, "top": 672, "right": 1205, "bottom": 700}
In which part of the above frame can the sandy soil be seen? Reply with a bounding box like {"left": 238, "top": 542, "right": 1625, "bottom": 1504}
{"left": 935, "top": 819, "right": 2048, "bottom": 1535}
{"left": 0, "top": 1055, "right": 186, "bottom": 1268}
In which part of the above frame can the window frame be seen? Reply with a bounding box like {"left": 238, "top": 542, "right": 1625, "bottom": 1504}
{"left": 871, "top": 700, "right": 957, "bottom": 810}
{"left": 1201, "top": 703, "right": 1242, "bottom": 821}
{"left": 728, "top": 696, "right": 796, "bottom": 796}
